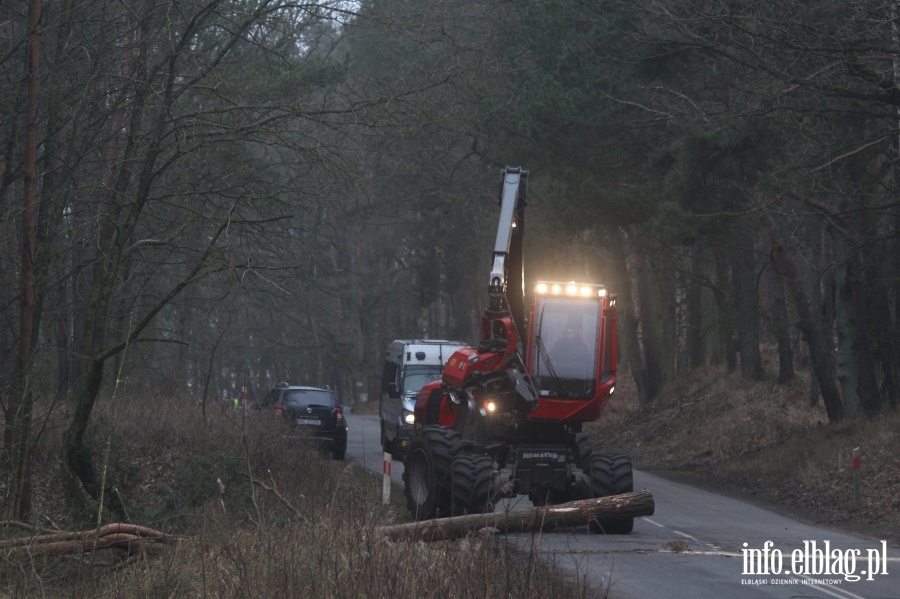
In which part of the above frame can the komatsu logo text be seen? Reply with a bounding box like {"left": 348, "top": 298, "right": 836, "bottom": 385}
{"left": 522, "top": 451, "right": 564, "bottom": 461}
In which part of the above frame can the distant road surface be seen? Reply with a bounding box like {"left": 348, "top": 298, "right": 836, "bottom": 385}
{"left": 346, "top": 412, "right": 898, "bottom": 598}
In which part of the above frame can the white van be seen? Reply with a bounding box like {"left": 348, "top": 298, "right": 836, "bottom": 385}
{"left": 379, "top": 339, "right": 467, "bottom": 459}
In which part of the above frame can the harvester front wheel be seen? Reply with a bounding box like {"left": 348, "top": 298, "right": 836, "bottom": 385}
{"left": 450, "top": 454, "right": 495, "bottom": 516}
{"left": 574, "top": 433, "right": 593, "bottom": 471}
{"left": 588, "top": 453, "right": 634, "bottom": 534}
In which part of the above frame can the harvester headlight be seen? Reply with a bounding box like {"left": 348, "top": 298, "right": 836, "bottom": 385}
{"left": 566, "top": 284, "right": 578, "bottom": 295}
{"left": 479, "top": 400, "right": 498, "bottom": 417}
{"left": 535, "top": 283, "right": 548, "bottom": 294}
{"left": 551, "top": 284, "right": 562, "bottom": 294}
{"left": 598, "top": 288, "right": 607, "bottom": 297}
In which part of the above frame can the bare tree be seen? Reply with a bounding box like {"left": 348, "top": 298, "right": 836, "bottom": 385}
{"left": 4, "top": 0, "right": 42, "bottom": 521}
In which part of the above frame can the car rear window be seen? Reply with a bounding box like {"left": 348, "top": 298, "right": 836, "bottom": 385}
{"left": 282, "top": 389, "right": 336, "bottom": 407}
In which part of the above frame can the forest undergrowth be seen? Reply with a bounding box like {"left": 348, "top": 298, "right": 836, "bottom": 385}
{"left": 4, "top": 353, "right": 899, "bottom": 596}
{"left": 0, "top": 397, "right": 594, "bottom": 598}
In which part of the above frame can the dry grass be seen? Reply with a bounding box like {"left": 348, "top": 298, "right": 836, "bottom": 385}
{"left": 590, "top": 361, "right": 900, "bottom": 544}
{"left": 2, "top": 395, "right": 600, "bottom": 598}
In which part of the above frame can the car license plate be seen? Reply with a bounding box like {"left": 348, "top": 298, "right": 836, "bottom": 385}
{"left": 295, "top": 417, "right": 321, "bottom": 426}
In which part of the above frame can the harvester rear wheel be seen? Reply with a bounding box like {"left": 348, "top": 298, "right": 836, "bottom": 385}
{"left": 403, "top": 426, "right": 461, "bottom": 520}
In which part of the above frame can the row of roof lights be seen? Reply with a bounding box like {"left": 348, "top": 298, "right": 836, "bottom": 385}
{"left": 534, "top": 282, "right": 607, "bottom": 297}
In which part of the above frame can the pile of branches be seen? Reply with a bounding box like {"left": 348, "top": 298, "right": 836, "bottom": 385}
{"left": 0, "top": 522, "right": 176, "bottom": 557}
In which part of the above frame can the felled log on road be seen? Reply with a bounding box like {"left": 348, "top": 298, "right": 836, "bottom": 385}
{"left": 378, "top": 488, "right": 654, "bottom": 542}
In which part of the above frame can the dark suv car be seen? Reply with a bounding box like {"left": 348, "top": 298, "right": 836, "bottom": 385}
{"left": 261, "top": 384, "right": 347, "bottom": 460}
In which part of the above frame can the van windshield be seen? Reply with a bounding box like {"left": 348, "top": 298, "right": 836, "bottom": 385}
{"left": 403, "top": 365, "right": 444, "bottom": 396}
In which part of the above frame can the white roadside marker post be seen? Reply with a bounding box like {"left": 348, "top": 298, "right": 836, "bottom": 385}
{"left": 383, "top": 452, "right": 392, "bottom": 505}
{"left": 852, "top": 446, "right": 861, "bottom": 510}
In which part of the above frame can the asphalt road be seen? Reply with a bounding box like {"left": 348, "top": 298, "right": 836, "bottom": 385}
{"left": 346, "top": 412, "right": 899, "bottom": 598}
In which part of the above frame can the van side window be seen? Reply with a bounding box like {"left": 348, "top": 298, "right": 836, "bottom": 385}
{"left": 381, "top": 361, "right": 399, "bottom": 394}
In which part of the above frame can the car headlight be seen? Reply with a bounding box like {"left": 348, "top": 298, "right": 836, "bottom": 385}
{"left": 403, "top": 410, "right": 415, "bottom": 425}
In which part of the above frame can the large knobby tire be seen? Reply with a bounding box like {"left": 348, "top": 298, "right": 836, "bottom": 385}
{"left": 574, "top": 433, "right": 593, "bottom": 471}
{"left": 403, "top": 426, "right": 461, "bottom": 520}
{"left": 450, "top": 454, "right": 495, "bottom": 516}
{"left": 588, "top": 453, "right": 634, "bottom": 534}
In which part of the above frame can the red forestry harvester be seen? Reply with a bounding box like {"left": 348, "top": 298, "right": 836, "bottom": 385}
{"left": 403, "top": 167, "right": 633, "bottom": 533}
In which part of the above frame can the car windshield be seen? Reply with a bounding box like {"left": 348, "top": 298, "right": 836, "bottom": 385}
{"left": 282, "top": 389, "right": 335, "bottom": 407}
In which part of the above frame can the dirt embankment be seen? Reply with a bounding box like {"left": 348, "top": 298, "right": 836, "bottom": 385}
{"left": 587, "top": 364, "right": 900, "bottom": 544}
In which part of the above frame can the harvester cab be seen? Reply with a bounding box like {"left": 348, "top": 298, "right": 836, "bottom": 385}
{"left": 525, "top": 282, "right": 618, "bottom": 419}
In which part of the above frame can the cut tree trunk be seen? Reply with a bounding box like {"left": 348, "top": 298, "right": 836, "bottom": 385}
{"left": 378, "top": 489, "right": 655, "bottom": 542}
{"left": 0, "top": 523, "right": 176, "bottom": 557}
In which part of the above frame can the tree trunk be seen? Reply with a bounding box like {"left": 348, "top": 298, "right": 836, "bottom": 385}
{"left": 54, "top": 279, "right": 70, "bottom": 402}
{"left": 714, "top": 247, "right": 737, "bottom": 370}
{"left": 807, "top": 225, "right": 823, "bottom": 407}
{"left": 848, "top": 225, "right": 879, "bottom": 418}
{"left": 378, "top": 489, "right": 655, "bottom": 542}
{"left": 763, "top": 241, "right": 794, "bottom": 384}
{"left": 618, "top": 228, "right": 654, "bottom": 404}
{"left": 61, "top": 16, "right": 147, "bottom": 519}
{"left": 760, "top": 209, "right": 844, "bottom": 422}
{"left": 674, "top": 253, "right": 689, "bottom": 376}
{"left": 863, "top": 217, "right": 899, "bottom": 410}
{"left": 729, "top": 226, "right": 762, "bottom": 380}
{"left": 687, "top": 245, "right": 705, "bottom": 369}
{"left": 834, "top": 233, "right": 860, "bottom": 415}
{"left": 834, "top": 216, "right": 881, "bottom": 418}
{"left": 4, "top": 0, "right": 41, "bottom": 521}
{"left": 633, "top": 238, "right": 672, "bottom": 402}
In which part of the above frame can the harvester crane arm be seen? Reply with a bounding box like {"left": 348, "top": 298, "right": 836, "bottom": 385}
{"left": 437, "top": 167, "right": 537, "bottom": 414}
{"left": 488, "top": 167, "right": 528, "bottom": 336}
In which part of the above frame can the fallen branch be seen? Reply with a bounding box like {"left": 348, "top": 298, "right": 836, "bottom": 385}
{"left": 253, "top": 478, "right": 304, "bottom": 519}
{"left": 0, "top": 520, "right": 57, "bottom": 535}
{"left": 378, "top": 489, "right": 655, "bottom": 542}
{"left": 675, "top": 394, "right": 710, "bottom": 416}
{"left": 0, "top": 522, "right": 177, "bottom": 557}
